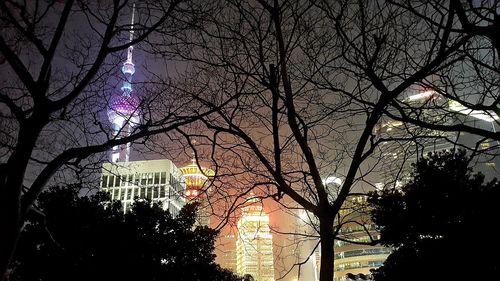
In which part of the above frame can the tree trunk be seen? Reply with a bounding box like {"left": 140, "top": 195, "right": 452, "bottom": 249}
{"left": 0, "top": 186, "right": 22, "bottom": 281}
{"left": 0, "top": 125, "right": 40, "bottom": 279}
{"left": 0, "top": 160, "right": 25, "bottom": 280}
{"left": 319, "top": 216, "right": 335, "bottom": 281}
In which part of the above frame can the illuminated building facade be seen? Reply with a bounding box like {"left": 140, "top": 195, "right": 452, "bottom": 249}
{"left": 334, "top": 197, "right": 390, "bottom": 281}
{"left": 101, "top": 159, "right": 185, "bottom": 215}
{"left": 302, "top": 197, "right": 389, "bottom": 281}
{"left": 215, "top": 234, "right": 238, "bottom": 273}
{"left": 236, "top": 201, "right": 275, "bottom": 281}
{"left": 179, "top": 158, "right": 214, "bottom": 226}
{"left": 375, "top": 89, "right": 500, "bottom": 187}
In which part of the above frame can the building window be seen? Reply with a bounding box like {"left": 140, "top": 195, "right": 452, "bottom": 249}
{"left": 160, "top": 172, "right": 167, "bottom": 184}
{"left": 154, "top": 173, "right": 160, "bottom": 184}
{"left": 481, "top": 142, "right": 491, "bottom": 149}
{"left": 101, "top": 175, "right": 108, "bottom": 188}
{"left": 153, "top": 186, "right": 159, "bottom": 198}
{"left": 134, "top": 174, "right": 140, "bottom": 185}
{"left": 148, "top": 173, "right": 154, "bottom": 185}
{"left": 109, "top": 175, "right": 115, "bottom": 187}
{"left": 170, "top": 174, "right": 183, "bottom": 193}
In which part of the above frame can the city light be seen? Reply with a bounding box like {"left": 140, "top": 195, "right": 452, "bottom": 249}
{"left": 323, "top": 176, "right": 342, "bottom": 186}
{"left": 406, "top": 90, "right": 438, "bottom": 101}
{"left": 448, "top": 100, "right": 499, "bottom": 122}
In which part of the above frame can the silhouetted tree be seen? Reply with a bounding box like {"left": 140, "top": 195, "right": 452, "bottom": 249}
{"left": 368, "top": 150, "right": 500, "bottom": 281}
{"left": 0, "top": 0, "right": 220, "bottom": 276}
{"left": 9, "top": 185, "right": 239, "bottom": 281}
{"left": 154, "top": 1, "right": 484, "bottom": 280}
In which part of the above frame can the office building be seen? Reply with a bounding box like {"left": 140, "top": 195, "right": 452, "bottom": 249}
{"left": 375, "top": 90, "right": 500, "bottom": 187}
{"left": 216, "top": 233, "right": 238, "bottom": 273}
{"left": 236, "top": 199, "right": 275, "bottom": 281}
{"left": 101, "top": 159, "right": 185, "bottom": 215}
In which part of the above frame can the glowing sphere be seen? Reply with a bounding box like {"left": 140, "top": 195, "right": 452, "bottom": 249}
{"left": 179, "top": 161, "right": 214, "bottom": 201}
{"left": 122, "top": 62, "right": 135, "bottom": 75}
{"left": 107, "top": 94, "right": 140, "bottom": 124}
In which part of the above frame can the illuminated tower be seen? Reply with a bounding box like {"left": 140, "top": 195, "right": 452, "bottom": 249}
{"left": 100, "top": 6, "right": 185, "bottom": 216}
{"left": 179, "top": 158, "right": 214, "bottom": 226}
{"left": 108, "top": 4, "right": 140, "bottom": 163}
{"left": 236, "top": 198, "right": 275, "bottom": 281}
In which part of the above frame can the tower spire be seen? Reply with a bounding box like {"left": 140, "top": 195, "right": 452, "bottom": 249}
{"left": 121, "top": 3, "right": 136, "bottom": 94}
{"left": 129, "top": 4, "right": 135, "bottom": 43}
{"left": 108, "top": 3, "right": 140, "bottom": 163}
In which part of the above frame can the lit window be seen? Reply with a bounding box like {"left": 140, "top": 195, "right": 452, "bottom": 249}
{"left": 102, "top": 175, "right": 108, "bottom": 188}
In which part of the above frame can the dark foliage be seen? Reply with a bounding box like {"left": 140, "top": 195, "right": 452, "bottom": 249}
{"left": 369, "top": 150, "right": 500, "bottom": 281}
{"left": 9, "top": 185, "right": 239, "bottom": 281}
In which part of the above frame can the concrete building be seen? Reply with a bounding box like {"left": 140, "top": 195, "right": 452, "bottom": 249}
{"left": 236, "top": 200, "right": 275, "bottom": 281}
{"left": 101, "top": 159, "right": 185, "bottom": 215}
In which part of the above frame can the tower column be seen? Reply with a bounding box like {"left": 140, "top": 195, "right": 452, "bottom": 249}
{"left": 107, "top": 4, "right": 139, "bottom": 163}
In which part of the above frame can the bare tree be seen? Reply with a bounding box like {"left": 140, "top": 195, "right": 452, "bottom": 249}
{"left": 337, "top": 0, "right": 500, "bottom": 142}
{"left": 319, "top": 0, "right": 500, "bottom": 187}
{"left": 0, "top": 0, "right": 224, "bottom": 277}
{"left": 149, "top": 0, "right": 495, "bottom": 280}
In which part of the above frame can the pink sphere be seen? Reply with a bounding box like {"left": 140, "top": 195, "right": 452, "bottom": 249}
{"left": 107, "top": 94, "right": 140, "bottom": 123}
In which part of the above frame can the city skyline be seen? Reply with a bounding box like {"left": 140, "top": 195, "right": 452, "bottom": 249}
{"left": 2, "top": 1, "right": 500, "bottom": 280}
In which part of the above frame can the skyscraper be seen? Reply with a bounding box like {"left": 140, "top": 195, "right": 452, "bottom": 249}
{"left": 179, "top": 158, "right": 214, "bottom": 226}
{"left": 375, "top": 89, "right": 500, "bottom": 187}
{"left": 216, "top": 233, "right": 238, "bottom": 273}
{"left": 236, "top": 199, "right": 275, "bottom": 281}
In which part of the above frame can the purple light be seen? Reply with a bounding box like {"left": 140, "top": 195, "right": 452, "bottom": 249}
{"left": 107, "top": 94, "right": 140, "bottom": 122}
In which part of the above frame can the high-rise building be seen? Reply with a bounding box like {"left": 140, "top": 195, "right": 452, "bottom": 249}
{"left": 334, "top": 197, "right": 390, "bottom": 281}
{"left": 179, "top": 158, "right": 214, "bottom": 226}
{"left": 107, "top": 4, "right": 140, "bottom": 163}
{"left": 101, "top": 159, "right": 185, "bottom": 215}
{"left": 302, "top": 196, "right": 390, "bottom": 281}
{"left": 216, "top": 233, "right": 238, "bottom": 273}
{"left": 236, "top": 199, "right": 275, "bottom": 281}
{"left": 375, "top": 89, "right": 500, "bottom": 187}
